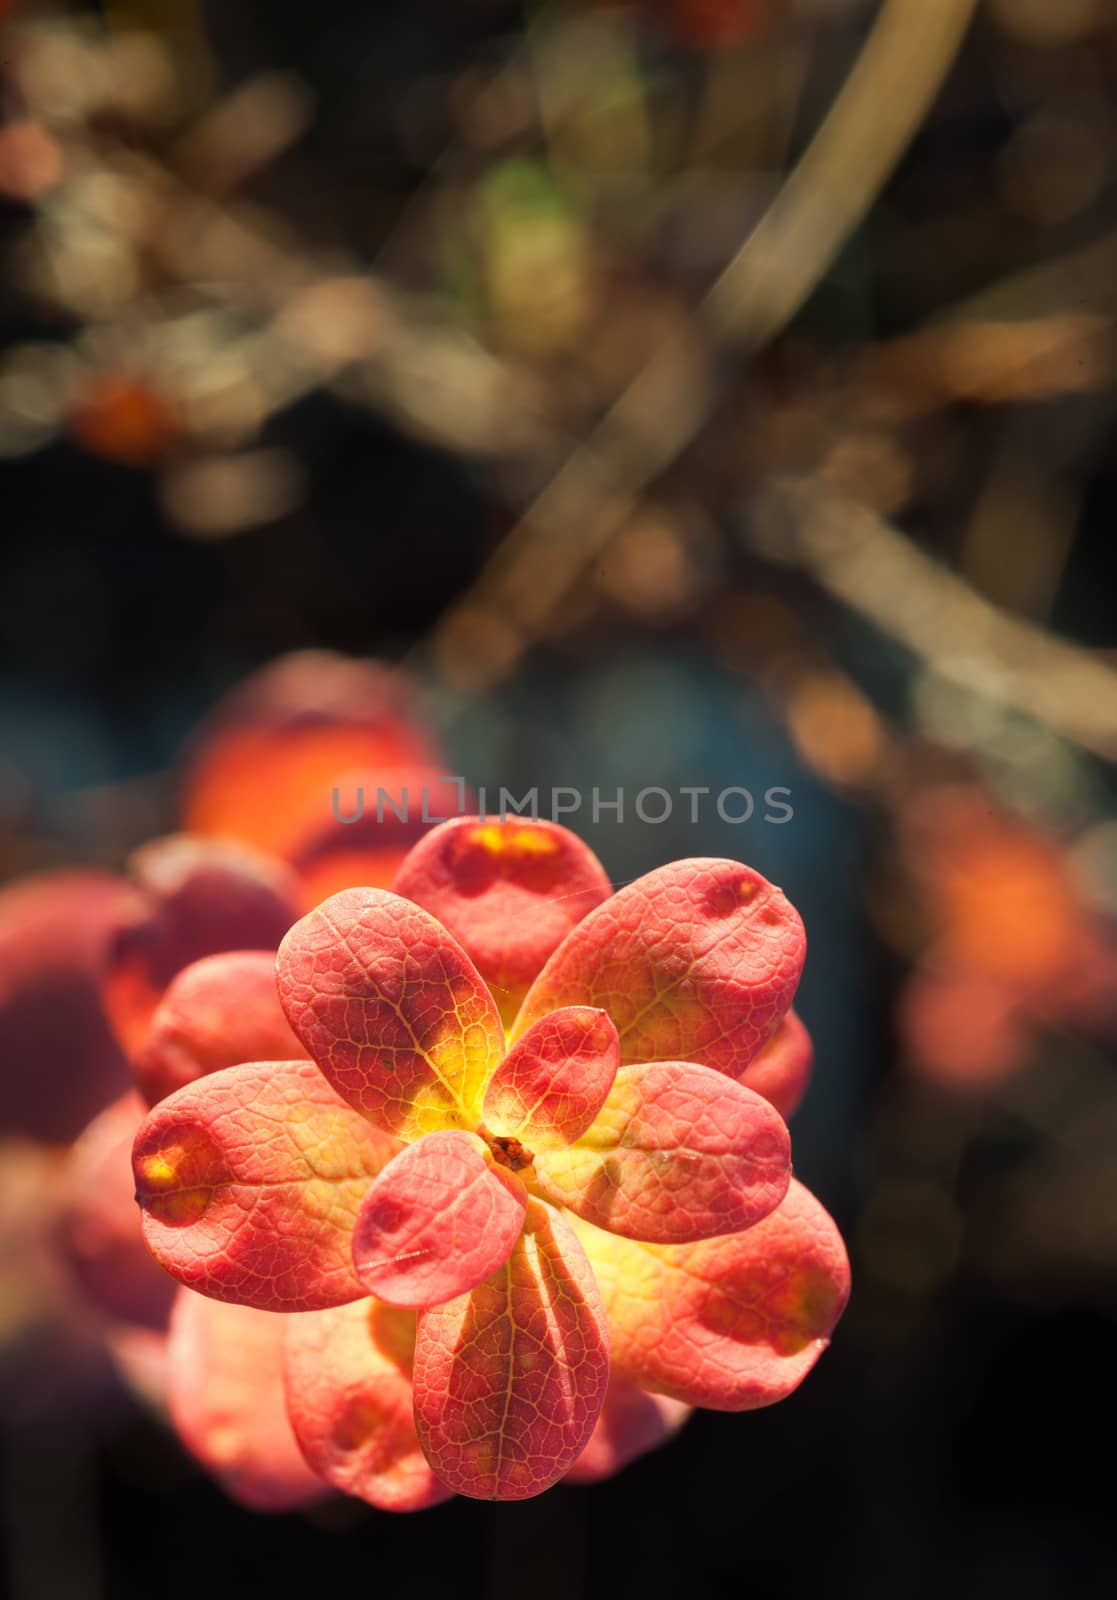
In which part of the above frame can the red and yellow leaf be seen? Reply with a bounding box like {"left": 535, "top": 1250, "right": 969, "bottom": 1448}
{"left": 573, "top": 1179, "right": 849, "bottom": 1410}
{"left": 533, "top": 1062, "right": 790, "bottom": 1243}
{"left": 61, "top": 1092, "right": 176, "bottom": 1329}
{"left": 284, "top": 1298, "right": 451, "bottom": 1512}
{"left": 564, "top": 1375, "right": 690, "bottom": 1485}
{"left": 167, "top": 1289, "right": 328, "bottom": 1512}
{"left": 482, "top": 1006, "right": 619, "bottom": 1150}
{"left": 132, "top": 1059, "right": 398, "bottom": 1311}
{"left": 512, "top": 858, "right": 805, "bottom": 1079}
{"left": 104, "top": 835, "right": 300, "bottom": 1059}
{"left": 352, "top": 1131, "right": 527, "bottom": 1308}
{"left": 276, "top": 888, "right": 505, "bottom": 1139}
{"left": 412, "top": 1199, "right": 610, "bottom": 1500}
{"left": 733, "top": 1006, "right": 813, "bottom": 1118}
{"left": 134, "top": 950, "right": 303, "bottom": 1106}
{"left": 392, "top": 817, "right": 612, "bottom": 1024}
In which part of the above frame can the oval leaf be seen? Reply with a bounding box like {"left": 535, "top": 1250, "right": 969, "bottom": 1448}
{"left": 0, "top": 869, "right": 135, "bottom": 1143}
{"left": 104, "top": 835, "right": 300, "bottom": 1058}
{"left": 413, "top": 1199, "right": 610, "bottom": 1501}
{"left": 135, "top": 950, "right": 303, "bottom": 1106}
{"left": 276, "top": 888, "right": 505, "bottom": 1138}
{"left": 392, "top": 817, "right": 612, "bottom": 1024}
{"left": 533, "top": 1061, "right": 790, "bottom": 1243}
{"left": 61, "top": 1092, "right": 176, "bottom": 1329}
{"left": 352, "top": 1131, "right": 527, "bottom": 1309}
{"left": 734, "top": 1007, "right": 813, "bottom": 1119}
{"left": 167, "top": 1289, "right": 328, "bottom": 1512}
{"left": 574, "top": 1179, "right": 850, "bottom": 1410}
{"left": 181, "top": 651, "right": 441, "bottom": 861}
{"left": 482, "top": 1006, "right": 619, "bottom": 1150}
{"left": 565, "top": 1376, "right": 690, "bottom": 1485}
{"left": 133, "top": 1059, "right": 398, "bottom": 1311}
{"left": 513, "top": 859, "right": 805, "bottom": 1079}
{"left": 284, "top": 1298, "right": 451, "bottom": 1512}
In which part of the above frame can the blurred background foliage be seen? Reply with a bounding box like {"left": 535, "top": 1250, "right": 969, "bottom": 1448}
{"left": 2, "top": 0, "right": 1117, "bottom": 1595}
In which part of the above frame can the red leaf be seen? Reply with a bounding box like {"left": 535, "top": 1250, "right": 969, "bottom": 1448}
{"left": 289, "top": 765, "right": 462, "bottom": 910}
{"left": 61, "top": 1092, "right": 176, "bottom": 1329}
{"left": 284, "top": 1298, "right": 451, "bottom": 1512}
{"left": 133, "top": 1059, "right": 398, "bottom": 1311}
{"left": 413, "top": 1199, "right": 610, "bottom": 1500}
{"left": 352, "top": 1131, "right": 527, "bottom": 1308}
{"left": 513, "top": 858, "right": 805, "bottom": 1080}
{"left": 167, "top": 1289, "right": 328, "bottom": 1511}
{"left": 0, "top": 870, "right": 134, "bottom": 1142}
{"left": 180, "top": 651, "right": 442, "bottom": 864}
{"left": 533, "top": 1061, "right": 790, "bottom": 1243}
{"left": 104, "top": 836, "right": 300, "bottom": 1059}
{"left": 565, "top": 1375, "right": 690, "bottom": 1484}
{"left": 482, "top": 1006, "right": 619, "bottom": 1150}
{"left": 134, "top": 950, "right": 303, "bottom": 1106}
{"left": 574, "top": 1179, "right": 850, "bottom": 1410}
{"left": 392, "top": 817, "right": 612, "bottom": 1024}
{"left": 276, "top": 888, "right": 505, "bottom": 1139}
{"left": 733, "top": 1007, "right": 813, "bottom": 1118}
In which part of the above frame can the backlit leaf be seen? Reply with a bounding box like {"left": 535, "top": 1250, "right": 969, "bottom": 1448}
{"left": 180, "top": 651, "right": 441, "bottom": 863}
{"left": 392, "top": 817, "right": 612, "bottom": 1025}
{"left": 276, "top": 888, "right": 505, "bottom": 1139}
{"left": 133, "top": 1059, "right": 398, "bottom": 1311}
{"left": 104, "top": 836, "right": 299, "bottom": 1059}
{"left": 573, "top": 1179, "right": 850, "bottom": 1410}
{"left": 733, "top": 1006, "right": 813, "bottom": 1118}
{"left": 352, "top": 1131, "right": 527, "bottom": 1309}
{"left": 482, "top": 1006, "right": 619, "bottom": 1150}
{"left": 134, "top": 950, "right": 303, "bottom": 1106}
{"left": 167, "top": 1289, "right": 328, "bottom": 1512}
{"left": 564, "top": 1375, "right": 690, "bottom": 1485}
{"left": 413, "top": 1199, "right": 609, "bottom": 1500}
{"left": 284, "top": 1298, "right": 451, "bottom": 1512}
{"left": 513, "top": 858, "right": 805, "bottom": 1080}
{"left": 289, "top": 765, "right": 459, "bottom": 910}
{"left": 61, "top": 1092, "right": 176, "bottom": 1329}
{"left": 533, "top": 1061, "right": 790, "bottom": 1243}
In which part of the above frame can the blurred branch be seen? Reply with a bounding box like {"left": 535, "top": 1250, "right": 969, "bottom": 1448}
{"left": 753, "top": 476, "right": 1117, "bottom": 764}
{"left": 126, "top": 146, "right": 552, "bottom": 459}
{"left": 939, "top": 230, "right": 1117, "bottom": 325}
{"left": 422, "top": 0, "right": 981, "bottom": 689}
{"left": 705, "top": 0, "right": 980, "bottom": 346}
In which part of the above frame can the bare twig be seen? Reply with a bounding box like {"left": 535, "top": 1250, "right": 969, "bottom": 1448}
{"left": 705, "top": 0, "right": 981, "bottom": 346}
{"left": 421, "top": 0, "right": 981, "bottom": 689}
{"left": 754, "top": 476, "right": 1117, "bottom": 764}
